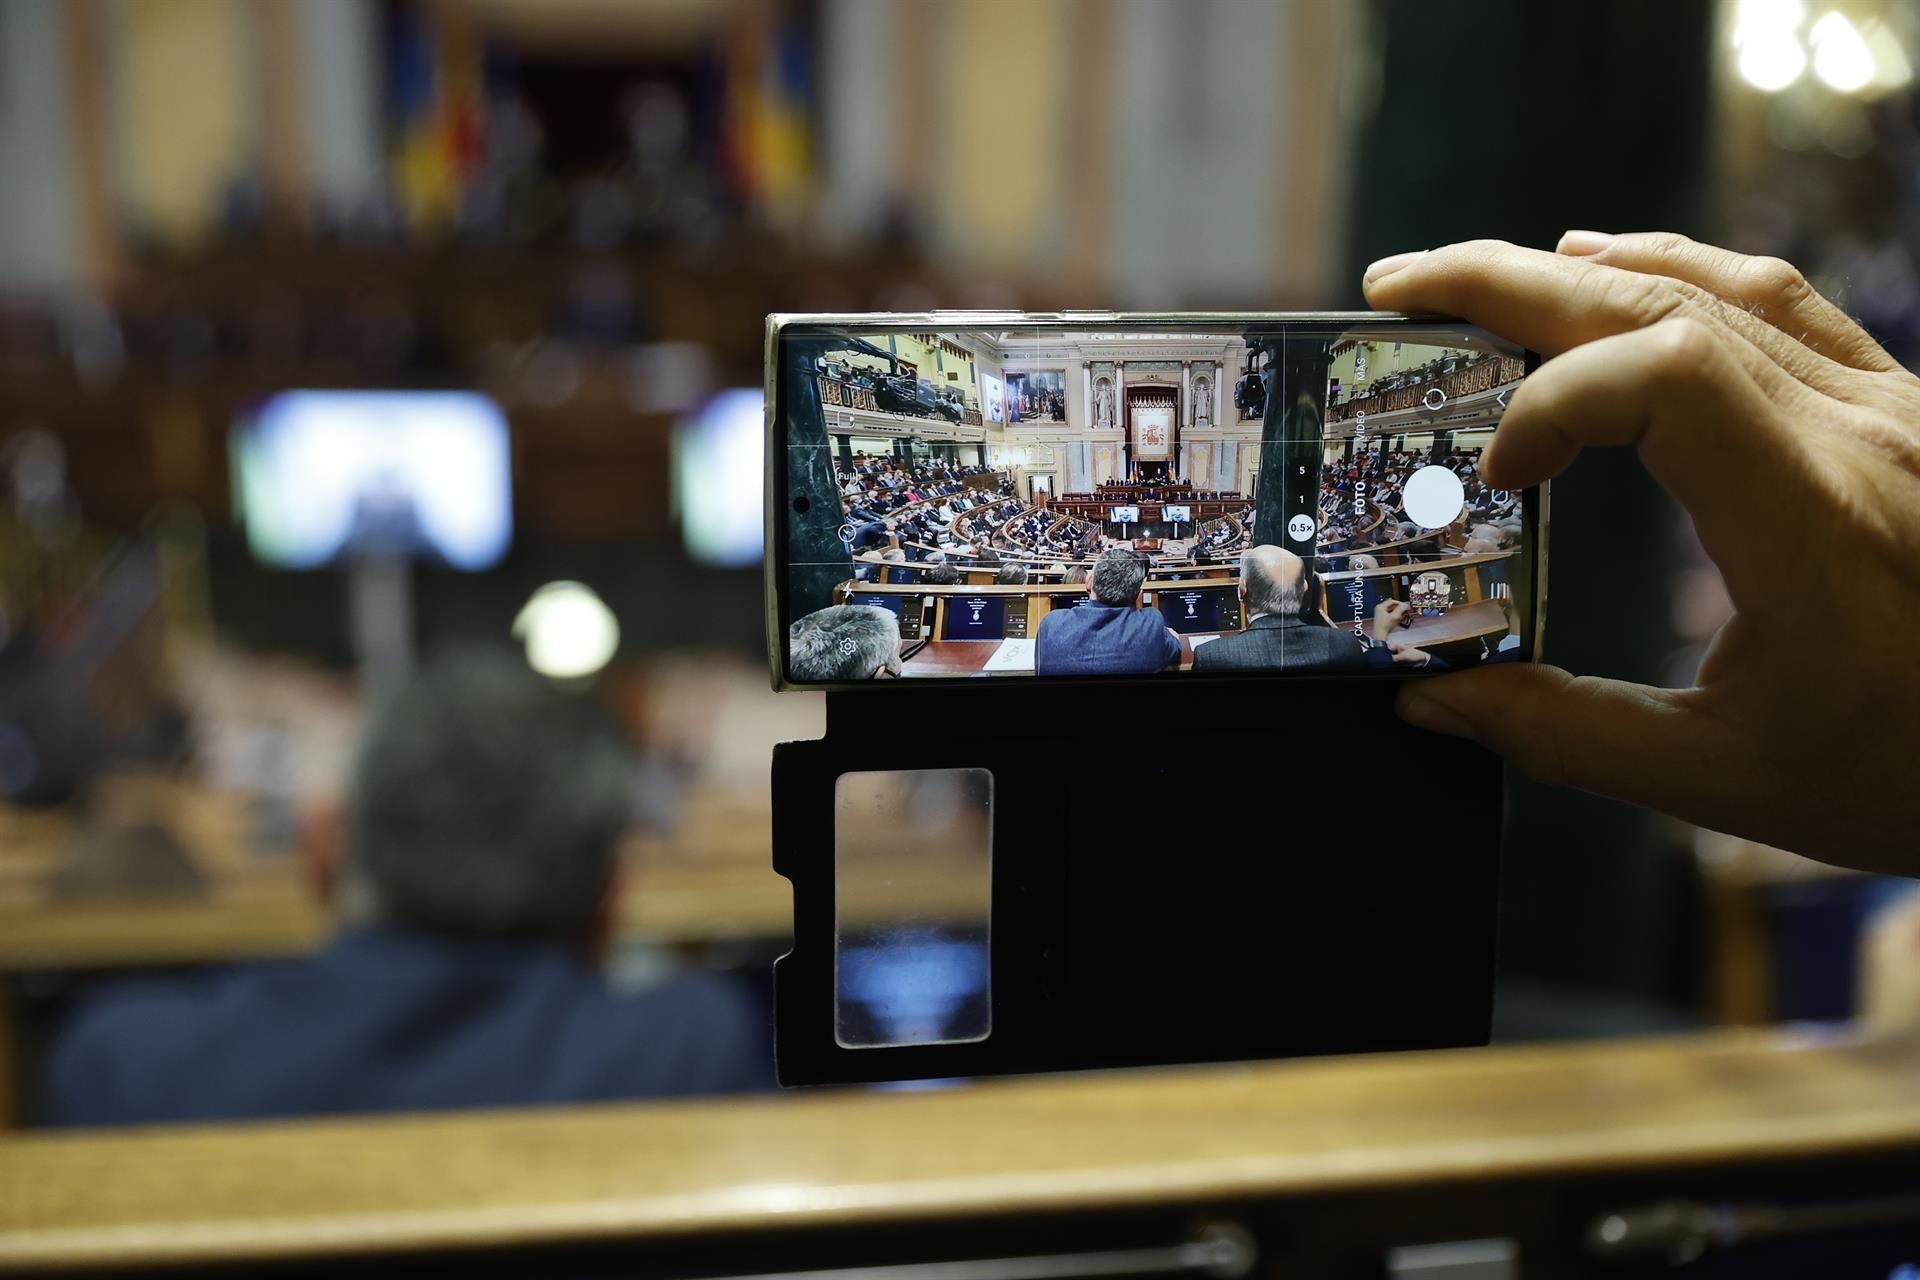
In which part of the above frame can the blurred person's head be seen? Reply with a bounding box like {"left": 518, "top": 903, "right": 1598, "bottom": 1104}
{"left": 331, "top": 652, "right": 634, "bottom": 947}
{"left": 789, "top": 604, "right": 902, "bottom": 681}
{"left": 928, "top": 562, "right": 963, "bottom": 585}
{"left": 995, "top": 563, "right": 1029, "bottom": 585}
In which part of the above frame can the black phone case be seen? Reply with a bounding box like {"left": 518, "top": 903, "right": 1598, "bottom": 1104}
{"left": 772, "top": 678, "right": 1501, "bottom": 1086}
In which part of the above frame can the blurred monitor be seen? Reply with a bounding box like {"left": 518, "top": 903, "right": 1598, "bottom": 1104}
{"left": 674, "top": 388, "right": 764, "bottom": 567}
{"left": 1157, "top": 584, "right": 1240, "bottom": 634}
{"left": 1164, "top": 504, "right": 1192, "bottom": 522}
{"left": 1110, "top": 505, "right": 1140, "bottom": 522}
{"left": 940, "top": 595, "right": 1006, "bottom": 640}
{"left": 232, "top": 391, "right": 511, "bottom": 570}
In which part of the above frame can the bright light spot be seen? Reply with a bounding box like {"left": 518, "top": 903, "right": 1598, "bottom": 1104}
{"left": 672, "top": 389, "right": 764, "bottom": 568}
{"left": 1732, "top": 0, "right": 1804, "bottom": 44}
{"left": 1402, "top": 465, "right": 1465, "bottom": 530}
{"left": 1864, "top": 18, "right": 1913, "bottom": 91}
{"left": 513, "top": 581, "right": 620, "bottom": 680}
{"left": 1738, "top": 26, "right": 1809, "bottom": 90}
{"left": 1810, "top": 12, "right": 1875, "bottom": 92}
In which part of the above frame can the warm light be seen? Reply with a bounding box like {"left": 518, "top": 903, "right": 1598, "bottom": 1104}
{"left": 513, "top": 581, "right": 620, "bottom": 680}
{"left": 1738, "top": 26, "right": 1809, "bottom": 90}
{"left": 1732, "top": 0, "right": 1805, "bottom": 43}
{"left": 1810, "top": 12, "right": 1875, "bottom": 92}
{"left": 1864, "top": 18, "right": 1913, "bottom": 91}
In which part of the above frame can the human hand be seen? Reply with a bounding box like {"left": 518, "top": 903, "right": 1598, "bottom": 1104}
{"left": 1364, "top": 231, "right": 1920, "bottom": 873}
{"left": 1389, "top": 643, "right": 1434, "bottom": 667}
{"left": 1372, "top": 598, "right": 1414, "bottom": 643}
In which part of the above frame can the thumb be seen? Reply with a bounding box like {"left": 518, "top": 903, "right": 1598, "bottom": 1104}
{"left": 1395, "top": 664, "right": 1723, "bottom": 817}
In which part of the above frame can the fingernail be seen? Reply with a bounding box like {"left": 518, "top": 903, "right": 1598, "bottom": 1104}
{"left": 1363, "top": 250, "right": 1425, "bottom": 284}
{"left": 1558, "top": 229, "right": 1615, "bottom": 257}
{"left": 1397, "top": 687, "right": 1475, "bottom": 739}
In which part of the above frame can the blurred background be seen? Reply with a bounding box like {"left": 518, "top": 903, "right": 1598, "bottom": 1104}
{"left": 2, "top": 0, "right": 1919, "bottom": 1128}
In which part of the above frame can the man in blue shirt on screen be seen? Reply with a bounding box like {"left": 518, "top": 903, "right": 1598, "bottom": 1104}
{"left": 1035, "top": 548, "right": 1181, "bottom": 676}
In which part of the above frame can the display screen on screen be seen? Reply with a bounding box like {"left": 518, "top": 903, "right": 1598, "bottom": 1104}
{"left": 774, "top": 317, "right": 1539, "bottom": 684}
{"left": 849, "top": 591, "right": 928, "bottom": 640}
{"left": 1157, "top": 584, "right": 1240, "bottom": 635}
{"left": 232, "top": 391, "right": 511, "bottom": 570}
{"left": 940, "top": 595, "right": 1007, "bottom": 640}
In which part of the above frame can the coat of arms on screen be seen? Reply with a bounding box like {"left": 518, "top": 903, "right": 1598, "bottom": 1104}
{"left": 1142, "top": 423, "right": 1165, "bottom": 447}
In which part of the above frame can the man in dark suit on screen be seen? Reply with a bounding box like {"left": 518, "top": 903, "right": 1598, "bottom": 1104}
{"left": 1034, "top": 548, "right": 1181, "bottom": 676}
{"left": 1191, "top": 544, "right": 1368, "bottom": 674}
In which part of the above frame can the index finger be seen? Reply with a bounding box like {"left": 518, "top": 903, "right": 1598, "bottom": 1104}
{"left": 1363, "top": 240, "right": 1636, "bottom": 356}
{"left": 1361, "top": 240, "right": 1801, "bottom": 382}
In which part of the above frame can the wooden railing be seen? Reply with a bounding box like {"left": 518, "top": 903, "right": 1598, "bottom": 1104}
{"left": 1327, "top": 355, "right": 1526, "bottom": 423}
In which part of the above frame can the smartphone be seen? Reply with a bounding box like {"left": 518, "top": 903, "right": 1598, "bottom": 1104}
{"left": 767, "top": 313, "right": 1544, "bottom": 689}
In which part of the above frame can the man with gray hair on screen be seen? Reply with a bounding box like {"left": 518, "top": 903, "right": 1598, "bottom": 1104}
{"left": 790, "top": 604, "right": 903, "bottom": 680}
{"left": 1193, "top": 544, "right": 1425, "bottom": 673}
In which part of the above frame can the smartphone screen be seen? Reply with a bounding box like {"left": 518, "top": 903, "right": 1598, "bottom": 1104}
{"left": 771, "top": 317, "right": 1540, "bottom": 687}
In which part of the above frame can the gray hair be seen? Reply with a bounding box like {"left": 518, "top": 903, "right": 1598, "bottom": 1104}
{"left": 927, "top": 562, "right": 963, "bottom": 585}
{"left": 1242, "top": 549, "right": 1304, "bottom": 619}
{"left": 882, "top": 548, "right": 905, "bottom": 562}
{"left": 1088, "top": 548, "right": 1148, "bottom": 606}
{"left": 995, "top": 563, "right": 1029, "bottom": 585}
{"left": 789, "top": 604, "right": 901, "bottom": 681}
{"left": 343, "top": 652, "right": 633, "bottom": 941}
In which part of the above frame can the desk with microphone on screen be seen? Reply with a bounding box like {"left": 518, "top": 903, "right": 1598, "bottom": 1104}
{"left": 835, "top": 550, "right": 1516, "bottom": 675}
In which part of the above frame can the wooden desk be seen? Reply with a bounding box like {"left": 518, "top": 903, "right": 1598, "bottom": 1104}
{"left": 0, "top": 846, "right": 1006, "bottom": 974}
{"left": 1384, "top": 597, "right": 1509, "bottom": 648}
{"left": 5, "top": 1031, "right": 1920, "bottom": 1273}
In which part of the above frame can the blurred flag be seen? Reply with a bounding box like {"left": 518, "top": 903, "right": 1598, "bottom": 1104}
{"left": 722, "top": 15, "right": 814, "bottom": 222}
{"left": 392, "top": 6, "right": 487, "bottom": 228}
